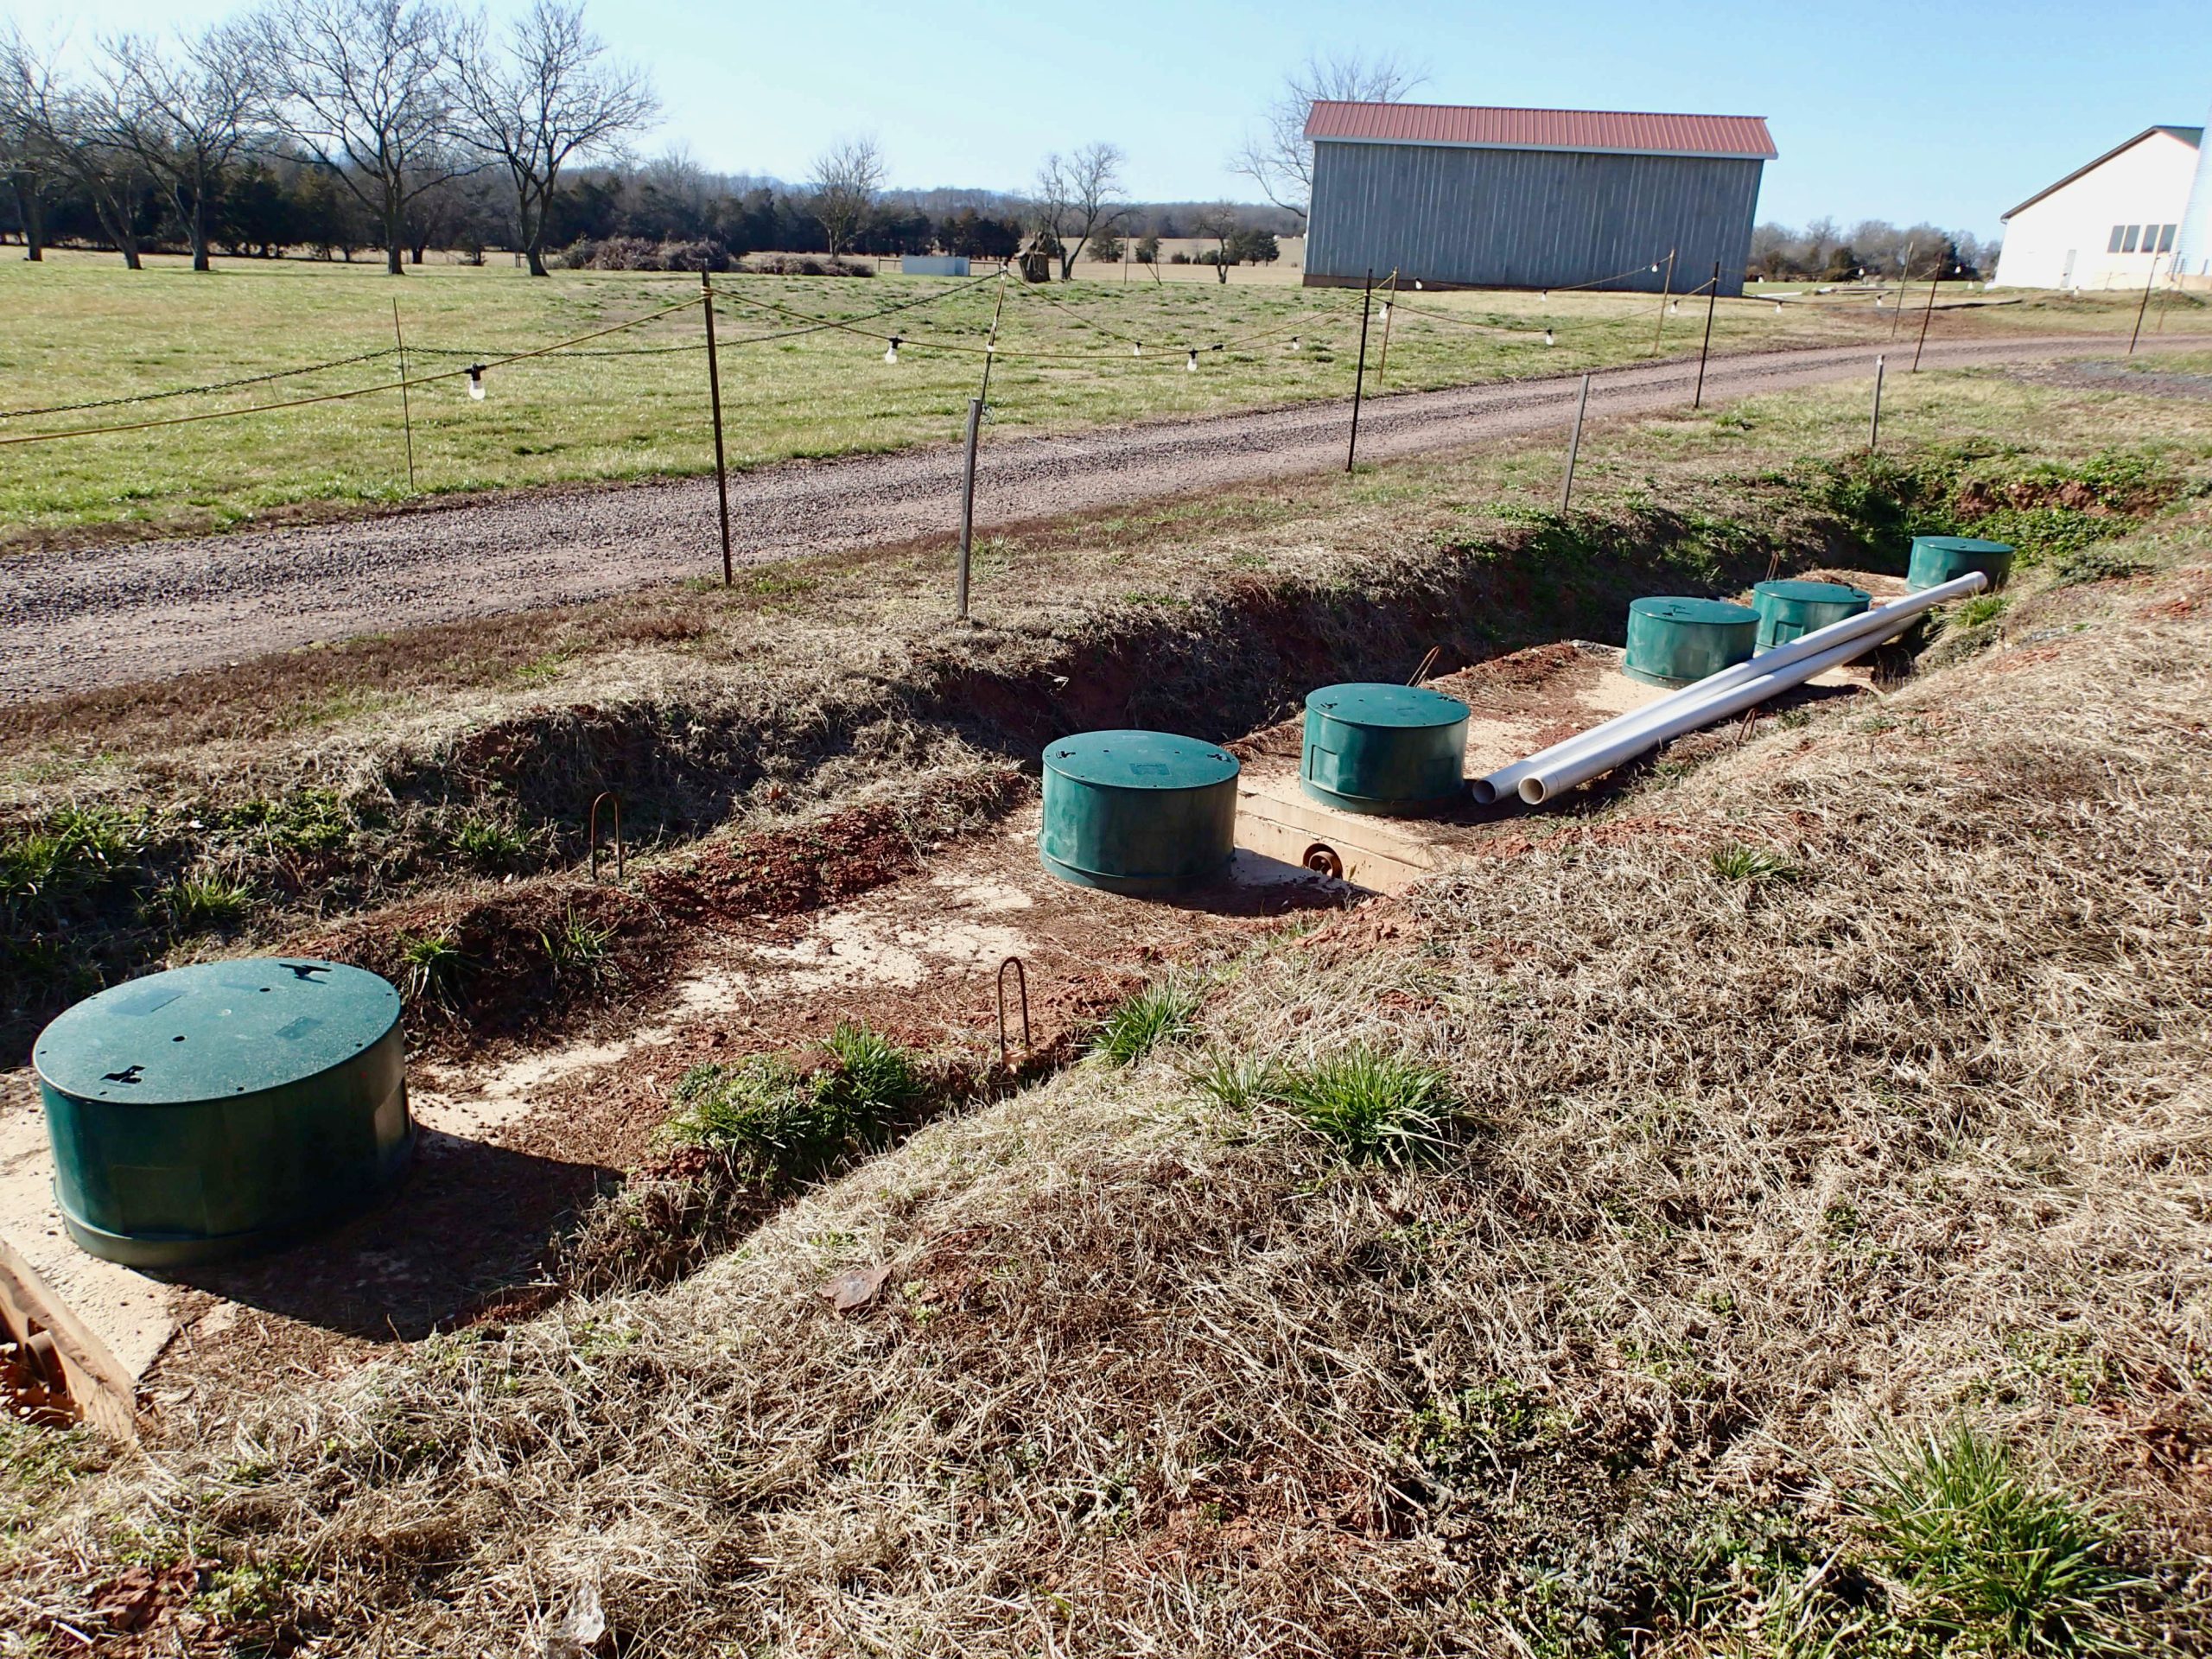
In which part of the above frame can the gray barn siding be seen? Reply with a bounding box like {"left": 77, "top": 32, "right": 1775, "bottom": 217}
{"left": 1305, "top": 142, "right": 1764, "bottom": 296}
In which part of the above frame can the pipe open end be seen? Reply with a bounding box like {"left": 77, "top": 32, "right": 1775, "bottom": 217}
{"left": 1467, "top": 779, "right": 1498, "bottom": 806}
{"left": 1518, "top": 778, "right": 1548, "bottom": 805}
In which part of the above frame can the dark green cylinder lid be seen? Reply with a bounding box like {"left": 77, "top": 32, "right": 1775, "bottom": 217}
{"left": 1039, "top": 730, "right": 1239, "bottom": 897}
{"left": 1908, "top": 536, "right": 2013, "bottom": 592}
{"left": 1624, "top": 596, "right": 1758, "bottom": 688}
{"left": 35, "top": 958, "right": 399, "bottom": 1104}
{"left": 1302, "top": 683, "right": 1469, "bottom": 814}
{"left": 34, "top": 959, "right": 412, "bottom": 1267}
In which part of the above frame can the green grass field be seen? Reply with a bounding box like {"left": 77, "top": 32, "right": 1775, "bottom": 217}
{"left": 1, "top": 250, "right": 2203, "bottom": 543}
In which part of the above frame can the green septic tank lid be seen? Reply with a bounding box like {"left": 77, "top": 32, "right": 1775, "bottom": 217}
{"left": 34, "top": 959, "right": 401, "bottom": 1107}
{"left": 1754, "top": 579, "right": 1870, "bottom": 605}
{"left": 1915, "top": 536, "right": 2013, "bottom": 555}
{"left": 1043, "top": 730, "right": 1238, "bottom": 791}
{"left": 1306, "top": 683, "right": 1469, "bottom": 728}
{"left": 1631, "top": 596, "right": 1758, "bottom": 626}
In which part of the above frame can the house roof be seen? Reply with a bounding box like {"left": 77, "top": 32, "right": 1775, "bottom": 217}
{"left": 2001, "top": 125, "right": 2204, "bottom": 221}
{"left": 1302, "top": 100, "right": 1777, "bottom": 161}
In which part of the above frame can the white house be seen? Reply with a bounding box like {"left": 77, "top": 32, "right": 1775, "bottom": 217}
{"left": 1992, "top": 123, "right": 2209, "bottom": 289}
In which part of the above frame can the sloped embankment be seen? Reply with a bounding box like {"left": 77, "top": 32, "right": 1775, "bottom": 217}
{"left": 24, "top": 550, "right": 2212, "bottom": 1654}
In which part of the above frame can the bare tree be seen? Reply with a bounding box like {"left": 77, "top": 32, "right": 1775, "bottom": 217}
{"left": 454, "top": 0, "right": 657, "bottom": 276}
{"left": 809, "top": 135, "right": 884, "bottom": 257}
{"left": 252, "top": 0, "right": 475, "bottom": 275}
{"left": 0, "top": 26, "right": 54, "bottom": 259}
{"left": 97, "top": 26, "right": 264, "bottom": 272}
{"left": 0, "top": 27, "right": 149, "bottom": 268}
{"left": 1194, "top": 203, "right": 1237, "bottom": 285}
{"left": 1032, "top": 142, "right": 1126, "bottom": 281}
{"left": 1230, "top": 51, "right": 1425, "bottom": 225}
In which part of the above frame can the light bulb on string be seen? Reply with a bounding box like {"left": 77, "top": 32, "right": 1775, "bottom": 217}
{"left": 1413, "top": 279, "right": 1423, "bottom": 290}
{"left": 883, "top": 335, "right": 901, "bottom": 364}
{"left": 1380, "top": 302, "right": 1390, "bottom": 321}
{"left": 1669, "top": 299, "right": 1679, "bottom": 314}
{"left": 1132, "top": 344, "right": 1142, "bottom": 357}
{"left": 1288, "top": 336, "right": 1300, "bottom": 351}
{"left": 1186, "top": 348, "right": 1198, "bottom": 372}
{"left": 1543, "top": 328, "right": 1554, "bottom": 346}
{"left": 467, "top": 365, "right": 486, "bottom": 401}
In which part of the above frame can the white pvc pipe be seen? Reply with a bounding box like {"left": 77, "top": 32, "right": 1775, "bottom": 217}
{"left": 1516, "top": 588, "right": 1952, "bottom": 804}
{"left": 1470, "top": 570, "right": 1989, "bottom": 804}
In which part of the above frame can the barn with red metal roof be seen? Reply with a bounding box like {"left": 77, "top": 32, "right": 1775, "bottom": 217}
{"left": 1300, "top": 100, "right": 1777, "bottom": 296}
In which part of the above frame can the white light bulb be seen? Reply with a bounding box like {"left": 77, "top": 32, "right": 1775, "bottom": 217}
{"left": 467, "top": 365, "right": 486, "bottom": 401}
{"left": 1288, "top": 336, "right": 1300, "bottom": 351}
{"left": 1380, "top": 302, "right": 1390, "bottom": 321}
{"left": 1543, "top": 328, "right": 1554, "bottom": 346}
{"left": 884, "top": 337, "right": 900, "bottom": 364}
{"left": 1775, "top": 301, "right": 1783, "bottom": 313}
{"left": 1186, "top": 348, "right": 1198, "bottom": 372}
{"left": 1413, "top": 280, "right": 1423, "bottom": 290}
{"left": 1132, "top": 344, "right": 1141, "bottom": 357}
{"left": 1669, "top": 300, "right": 1680, "bottom": 314}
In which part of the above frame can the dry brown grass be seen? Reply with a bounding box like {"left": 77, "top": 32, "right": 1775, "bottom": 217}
{"left": 13, "top": 534, "right": 2211, "bottom": 1655}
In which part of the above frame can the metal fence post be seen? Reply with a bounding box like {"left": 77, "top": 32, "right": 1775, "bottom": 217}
{"left": 1560, "top": 372, "right": 1592, "bottom": 512}
{"left": 1869, "top": 355, "right": 1886, "bottom": 451}
{"left": 1692, "top": 262, "right": 1719, "bottom": 408}
{"left": 957, "top": 396, "right": 982, "bottom": 620}
{"left": 702, "top": 270, "right": 733, "bottom": 586}
{"left": 1346, "top": 269, "right": 1374, "bottom": 473}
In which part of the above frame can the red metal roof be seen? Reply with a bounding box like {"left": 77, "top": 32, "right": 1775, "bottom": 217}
{"left": 1303, "top": 101, "right": 1777, "bottom": 161}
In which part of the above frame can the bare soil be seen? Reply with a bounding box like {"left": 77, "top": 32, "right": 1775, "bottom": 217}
{"left": 0, "top": 334, "right": 2183, "bottom": 704}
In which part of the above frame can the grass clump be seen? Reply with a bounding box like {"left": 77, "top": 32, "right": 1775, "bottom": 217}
{"left": 1847, "top": 1423, "right": 2152, "bottom": 1656}
{"left": 150, "top": 872, "right": 254, "bottom": 935}
{"left": 396, "top": 929, "right": 466, "bottom": 1007}
{"left": 0, "top": 805, "right": 143, "bottom": 925}
{"left": 538, "top": 906, "right": 614, "bottom": 981}
{"left": 1269, "top": 1046, "right": 1457, "bottom": 1166}
{"left": 1091, "top": 981, "right": 1200, "bottom": 1066}
{"left": 1709, "top": 842, "right": 1803, "bottom": 885}
{"left": 1948, "top": 594, "right": 2011, "bottom": 632}
{"left": 448, "top": 812, "right": 537, "bottom": 873}
{"left": 666, "top": 1020, "right": 925, "bottom": 1182}
{"left": 2050, "top": 545, "right": 2151, "bottom": 587}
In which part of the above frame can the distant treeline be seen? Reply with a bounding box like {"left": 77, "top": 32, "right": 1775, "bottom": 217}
{"left": 0, "top": 148, "right": 1302, "bottom": 266}
{"left": 1750, "top": 219, "right": 1997, "bottom": 282}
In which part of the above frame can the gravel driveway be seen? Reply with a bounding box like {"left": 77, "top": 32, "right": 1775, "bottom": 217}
{"left": 0, "top": 334, "right": 2171, "bottom": 703}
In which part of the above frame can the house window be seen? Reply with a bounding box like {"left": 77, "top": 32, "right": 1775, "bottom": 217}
{"left": 2158, "top": 223, "right": 2177, "bottom": 252}
{"left": 2123, "top": 225, "right": 2141, "bottom": 252}
{"left": 2109, "top": 225, "right": 2126, "bottom": 252}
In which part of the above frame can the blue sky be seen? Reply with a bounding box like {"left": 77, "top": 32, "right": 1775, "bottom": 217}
{"left": 11, "top": 0, "right": 2211, "bottom": 238}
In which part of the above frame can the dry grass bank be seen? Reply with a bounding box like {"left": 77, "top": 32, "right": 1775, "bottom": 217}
{"left": 7, "top": 486, "right": 2212, "bottom": 1654}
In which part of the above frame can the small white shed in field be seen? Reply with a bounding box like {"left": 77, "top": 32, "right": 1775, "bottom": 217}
{"left": 1992, "top": 124, "right": 2207, "bottom": 289}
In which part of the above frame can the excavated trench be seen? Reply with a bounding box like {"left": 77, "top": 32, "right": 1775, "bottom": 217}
{"left": 0, "top": 462, "right": 2101, "bottom": 1433}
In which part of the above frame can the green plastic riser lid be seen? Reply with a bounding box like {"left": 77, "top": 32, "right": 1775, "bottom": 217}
{"left": 1043, "top": 730, "right": 1240, "bottom": 790}
{"left": 35, "top": 959, "right": 402, "bottom": 1105}
{"left": 1305, "top": 683, "right": 1469, "bottom": 728}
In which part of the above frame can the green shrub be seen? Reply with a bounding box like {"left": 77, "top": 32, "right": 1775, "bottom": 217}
{"left": 1270, "top": 1047, "right": 1457, "bottom": 1165}
{"left": 1091, "top": 982, "right": 1199, "bottom": 1066}
{"left": 1848, "top": 1422, "right": 2152, "bottom": 1656}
